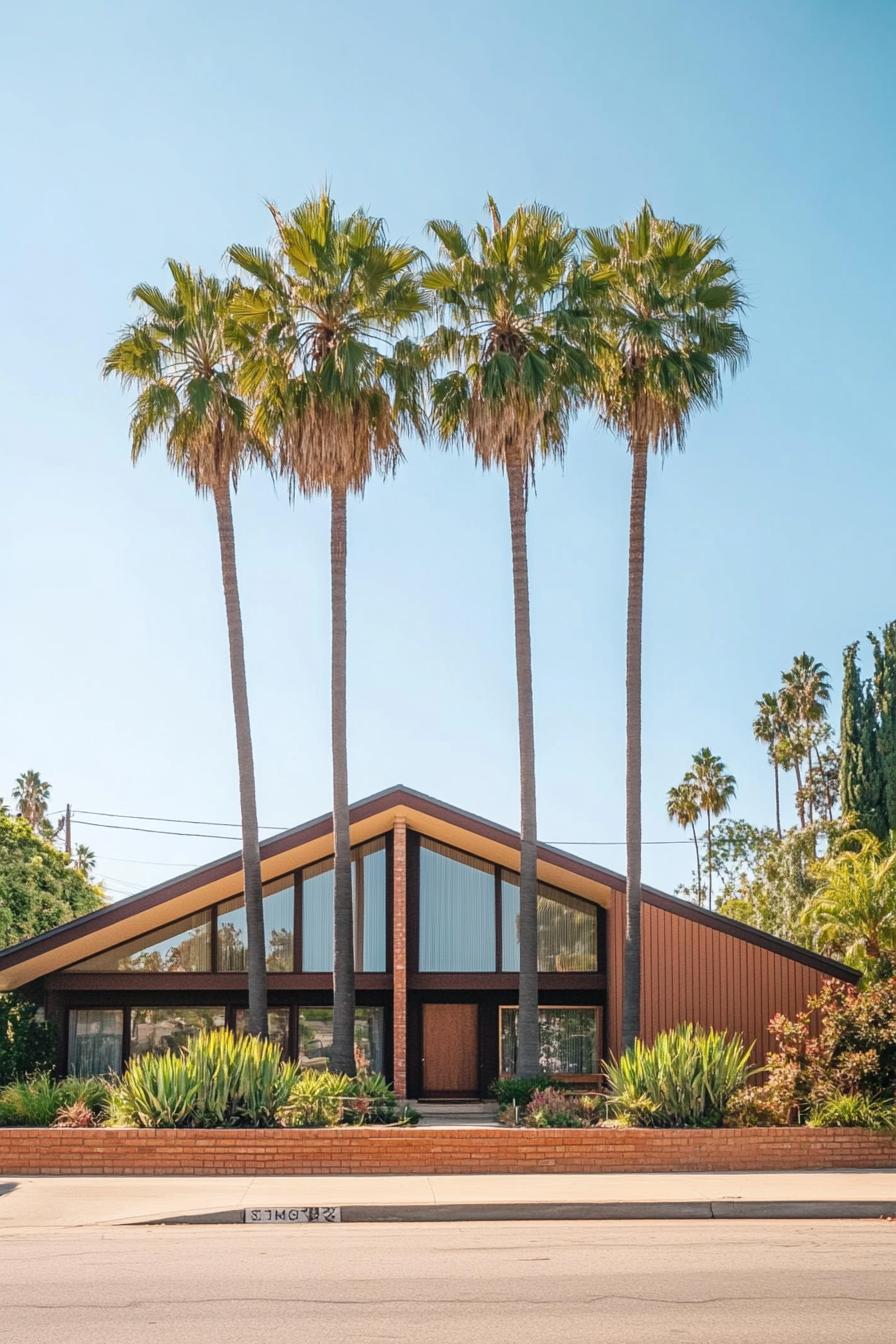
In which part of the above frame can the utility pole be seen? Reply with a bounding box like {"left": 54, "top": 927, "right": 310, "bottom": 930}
{"left": 64, "top": 803, "right": 72, "bottom": 856}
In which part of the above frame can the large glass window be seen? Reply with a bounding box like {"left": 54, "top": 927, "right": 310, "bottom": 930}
{"left": 68, "top": 910, "right": 212, "bottom": 973}
{"left": 297, "top": 1006, "right": 385, "bottom": 1074}
{"left": 301, "top": 838, "right": 387, "bottom": 972}
{"left": 418, "top": 838, "right": 495, "bottom": 972}
{"left": 129, "top": 1006, "right": 225, "bottom": 1057}
{"left": 234, "top": 1007, "right": 290, "bottom": 1054}
{"left": 499, "top": 1006, "right": 600, "bottom": 1076}
{"left": 217, "top": 876, "right": 295, "bottom": 972}
{"left": 67, "top": 1008, "right": 124, "bottom": 1076}
{"left": 501, "top": 874, "right": 598, "bottom": 972}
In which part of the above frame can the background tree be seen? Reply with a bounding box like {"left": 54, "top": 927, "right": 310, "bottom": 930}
{"left": 231, "top": 194, "right": 426, "bottom": 1074}
{"left": 666, "top": 776, "right": 703, "bottom": 904}
{"left": 0, "top": 814, "right": 103, "bottom": 949}
{"left": 103, "top": 261, "right": 270, "bottom": 1035}
{"left": 753, "top": 692, "right": 786, "bottom": 836}
{"left": 582, "top": 204, "right": 747, "bottom": 1043}
{"left": 840, "top": 641, "right": 886, "bottom": 838}
{"left": 421, "top": 198, "right": 589, "bottom": 1076}
{"left": 803, "top": 830, "right": 896, "bottom": 981}
{"left": 715, "top": 818, "right": 843, "bottom": 946}
{"left": 869, "top": 621, "right": 896, "bottom": 832}
{"left": 688, "top": 747, "right": 737, "bottom": 910}
{"left": 12, "top": 771, "right": 52, "bottom": 832}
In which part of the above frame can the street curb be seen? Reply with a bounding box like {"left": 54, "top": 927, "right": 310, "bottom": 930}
{"left": 132, "top": 1200, "right": 896, "bottom": 1225}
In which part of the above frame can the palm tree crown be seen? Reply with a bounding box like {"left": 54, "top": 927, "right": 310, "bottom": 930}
{"left": 422, "top": 198, "right": 590, "bottom": 473}
{"left": 229, "top": 193, "right": 427, "bottom": 494}
{"left": 666, "top": 776, "right": 703, "bottom": 904}
{"left": 581, "top": 202, "right": 749, "bottom": 450}
{"left": 102, "top": 261, "right": 266, "bottom": 490}
{"left": 12, "top": 771, "right": 51, "bottom": 831}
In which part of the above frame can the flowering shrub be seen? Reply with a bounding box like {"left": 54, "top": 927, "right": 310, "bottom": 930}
{"left": 523, "top": 1088, "right": 597, "bottom": 1128}
{"left": 726, "top": 977, "right": 896, "bottom": 1125}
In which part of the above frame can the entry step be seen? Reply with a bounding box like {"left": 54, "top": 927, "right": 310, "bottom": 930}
{"left": 412, "top": 1101, "right": 500, "bottom": 1127}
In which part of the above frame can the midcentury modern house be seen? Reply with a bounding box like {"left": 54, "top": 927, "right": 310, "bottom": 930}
{"left": 0, "top": 786, "right": 858, "bottom": 1098}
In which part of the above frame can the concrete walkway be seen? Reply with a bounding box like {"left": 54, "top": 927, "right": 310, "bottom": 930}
{"left": 1, "top": 1169, "right": 894, "bottom": 1227}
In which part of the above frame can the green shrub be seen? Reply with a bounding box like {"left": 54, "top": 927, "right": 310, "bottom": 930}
{"left": 343, "top": 1072, "right": 402, "bottom": 1124}
{"left": 0, "top": 995, "right": 56, "bottom": 1085}
{"left": 0, "top": 1073, "right": 109, "bottom": 1126}
{"left": 489, "top": 1075, "right": 558, "bottom": 1109}
{"left": 108, "top": 1029, "right": 298, "bottom": 1129}
{"left": 523, "top": 1087, "right": 597, "bottom": 1128}
{"left": 808, "top": 1092, "right": 896, "bottom": 1130}
{"left": 604, "top": 1025, "right": 755, "bottom": 1128}
{"left": 281, "top": 1069, "right": 351, "bottom": 1128}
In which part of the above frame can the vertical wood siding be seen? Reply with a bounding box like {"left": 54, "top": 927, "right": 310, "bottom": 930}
{"left": 639, "top": 900, "right": 835, "bottom": 1064}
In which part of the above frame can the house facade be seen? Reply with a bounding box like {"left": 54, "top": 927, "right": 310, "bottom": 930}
{"left": 0, "top": 786, "right": 858, "bottom": 1098}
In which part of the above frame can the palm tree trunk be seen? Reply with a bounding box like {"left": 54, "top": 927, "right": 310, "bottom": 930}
{"left": 806, "top": 749, "right": 814, "bottom": 824}
{"left": 793, "top": 757, "right": 805, "bottom": 828}
{"left": 814, "top": 743, "right": 833, "bottom": 820}
{"left": 506, "top": 446, "right": 539, "bottom": 1077}
{"left": 690, "top": 820, "right": 702, "bottom": 905}
{"left": 622, "top": 443, "right": 648, "bottom": 1051}
{"left": 329, "top": 483, "right": 356, "bottom": 1076}
{"left": 212, "top": 480, "right": 267, "bottom": 1036}
{"left": 773, "top": 757, "right": 782, "bottom": 838}
{"left": 706, "top": 809, "right": 713, "bottom": 911}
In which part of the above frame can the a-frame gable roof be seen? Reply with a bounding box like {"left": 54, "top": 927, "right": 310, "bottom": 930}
{"left": 0, "top": 784, "right": 859, "bottom": 988}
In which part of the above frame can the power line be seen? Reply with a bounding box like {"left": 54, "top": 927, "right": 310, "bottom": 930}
{"left": 545, "top": 839, "right": 691, "bottom": 846}
{"left": 73, "top": 820, "right": 244, "bottom": 840}
{"left": 74, "top": 809, "right": 289, "bottom": 830}
{"left": 94, "top": 855, "right": 200, "bottom": 868}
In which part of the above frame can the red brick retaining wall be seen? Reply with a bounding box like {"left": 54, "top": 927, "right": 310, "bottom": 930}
{"left": 1, "top": 1126, "right": 895, "bottom": 1176}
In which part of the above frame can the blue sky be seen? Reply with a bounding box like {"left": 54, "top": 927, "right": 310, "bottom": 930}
{"left": 1, "top": 1, "right": 894, "bottom": 902}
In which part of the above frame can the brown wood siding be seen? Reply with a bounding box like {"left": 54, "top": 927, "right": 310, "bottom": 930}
{"left": 640, "top": 901, "right": 839, "bottom": 1065}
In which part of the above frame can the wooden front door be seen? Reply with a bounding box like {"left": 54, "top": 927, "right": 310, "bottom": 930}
{"left": 421, "top": 1003, "right": 479, "bottom": 1097}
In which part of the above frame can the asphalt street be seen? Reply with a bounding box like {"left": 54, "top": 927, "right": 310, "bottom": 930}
{"left": 1, "top": 1219, "right": 894, "bottom": 1343}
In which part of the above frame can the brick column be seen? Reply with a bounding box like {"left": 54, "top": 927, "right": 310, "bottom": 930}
{"left": 391, "top": 816, "right": 408, "bottom": 1099}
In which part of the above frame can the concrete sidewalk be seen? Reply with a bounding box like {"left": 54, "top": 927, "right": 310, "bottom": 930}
{"left": 1, "top": 1169, "right": 895, "bottom": 1227}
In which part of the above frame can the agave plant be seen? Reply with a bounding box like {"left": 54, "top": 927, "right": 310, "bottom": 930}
{"left": 108, "top": 1029, "right": 299, "bottom": 1129}
{"left": 280, "top": 1069, "right": 352, "bottom": 1128}
{"left": 604, "top": 1024, "right": 755, "bottom": 1128}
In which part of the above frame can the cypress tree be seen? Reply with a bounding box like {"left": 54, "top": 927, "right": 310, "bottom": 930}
{"left": 840, "top": 642, "right": 886, "bottom": 838}
{"left": 870, "top": 622, "right": 896, "bottom": 834}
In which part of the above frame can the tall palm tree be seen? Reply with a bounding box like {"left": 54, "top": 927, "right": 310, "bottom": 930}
{"left": 804, "top": 830, "right": 896, "bottom": 980}
{"left": 103, "top": 261, "right": 270, "bottom": 1035}
{"left": 421, "top": 198, "right": 590, "bottom": 1077}
{"left": 689, "top": 747, "right": 737, "bottom": 910}
{"left": 581, "top": 204, "right": 748, "bottom": 1045}
{"left": 780, "top": 653, "right": 832, "bottom": 825}
{"left": 12, "top": 771, "right": 52, "bottom": 831}
{"left": 753, "top": 691, "right": 786, "bottom": 836}
{"left": 73, "top": 844, "right": 96, "bottom": 877}
{"left": 666, "top": 776, "right": 703, "bottom": 904}
{"left": 230, "top": 194, "right": 426, "bottom": 1075}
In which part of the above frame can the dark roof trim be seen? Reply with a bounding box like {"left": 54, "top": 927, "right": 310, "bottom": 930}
{"left": 0, "top": 784, "right": 859, "bottom": 984}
